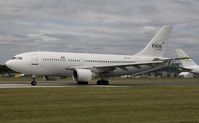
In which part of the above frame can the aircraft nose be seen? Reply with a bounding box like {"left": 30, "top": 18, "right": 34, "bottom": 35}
{"left": 5, "top": 60, "right": 20, "bottom": 72}
{"left": 5, "top": 59, "right": 25, "bottom": 73}
{"left": 5, "top": 60, "right": 13, "bottom": 68}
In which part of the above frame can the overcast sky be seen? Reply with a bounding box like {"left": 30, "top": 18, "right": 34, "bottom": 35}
{"left": 0, "top": 0, "right": 199, "bottom": 64}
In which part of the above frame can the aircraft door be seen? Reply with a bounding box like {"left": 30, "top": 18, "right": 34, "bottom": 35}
{"left": 31, "top": 54, "right": 39, "bottom": 65}
{"left": 30, "top": 54, "right": 43, "bottom": 74}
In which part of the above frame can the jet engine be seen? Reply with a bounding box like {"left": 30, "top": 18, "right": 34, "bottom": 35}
{"left": 72, "top": 69, "right": 94, "bottom": 82}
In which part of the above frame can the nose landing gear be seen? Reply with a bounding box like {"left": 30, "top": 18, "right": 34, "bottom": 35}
{"left": 31, "top": 75, "right": 37, "bottom": 86}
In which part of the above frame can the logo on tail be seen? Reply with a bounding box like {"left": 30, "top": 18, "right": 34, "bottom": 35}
{"left": 152, "top": 41, "right": 164, "bottom": 51}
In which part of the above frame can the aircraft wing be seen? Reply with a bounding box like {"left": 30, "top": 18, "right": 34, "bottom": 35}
{"left": 155, "top": 57, "right": 191, "bottom": 62}
{"left": 178, "top": 67, "right": 192, "bottom": 72}
{"left": 174, "top": 57, "right": 191, "bottom": 60}
{"left": 92, "top": 61, "right": 164, "bottom": 69}
{"left": 65, "top": 60, "right": 166, "bottom": 71}
{"left": 65, "top": 57, "right": 190, "bottom": 71}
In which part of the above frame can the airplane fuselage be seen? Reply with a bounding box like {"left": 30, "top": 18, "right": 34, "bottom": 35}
{"left": 185, "top": 65, "right": 199, "bottom": 74}
{"left": 6, "top": 51, "right": 169, "bottom": 77}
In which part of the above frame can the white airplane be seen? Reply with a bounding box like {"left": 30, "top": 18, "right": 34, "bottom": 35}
{"left": 6, "top": 25, "right": 173, "bottom": 86}
{"left": 176, "top": 49, "right": 199, "bottom": 75}
{"left": 178, "top": 72, "right": 193, "bottom": 78}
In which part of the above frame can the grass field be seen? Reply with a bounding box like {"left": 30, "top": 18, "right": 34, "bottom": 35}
{"left": 1, "top": 84, "right": 199, "bottom": 123}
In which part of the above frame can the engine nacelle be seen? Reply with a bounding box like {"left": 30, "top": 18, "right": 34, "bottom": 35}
{"left": 72, "top": 69, "right": 93, "bottom": 82}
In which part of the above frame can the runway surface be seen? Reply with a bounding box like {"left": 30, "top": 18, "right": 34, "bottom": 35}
{"left": 0, "top": 84, "right": 131, "bottom": 88}
{"left": 0, "top": 79, "right": 199, "bottom": 88}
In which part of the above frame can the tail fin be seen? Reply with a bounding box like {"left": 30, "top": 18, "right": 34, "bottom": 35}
{"left": 176, "top": 49, "right": 196, "bottom": 67}
{"left": 136, "top": 25, "right": 173, "bottom": 57}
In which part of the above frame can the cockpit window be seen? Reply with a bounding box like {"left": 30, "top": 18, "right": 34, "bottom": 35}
{"left": 12, "top": 56, "right": 23, "bottom": 60}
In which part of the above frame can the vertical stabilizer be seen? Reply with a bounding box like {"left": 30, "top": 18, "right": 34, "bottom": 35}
{"left": 176, "top": 49, "right": 196, "bottom": 67}
{"left": 136, "top": 25, "right": 172, "bottom": 57}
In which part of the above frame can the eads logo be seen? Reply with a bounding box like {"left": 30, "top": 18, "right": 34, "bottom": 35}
{"left": 152, "top": 41, "right": 164, "bottom": 50}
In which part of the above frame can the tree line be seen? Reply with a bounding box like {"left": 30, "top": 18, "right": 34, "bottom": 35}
{"left": 0, "top": 65, "right": 16, "bottom": 74}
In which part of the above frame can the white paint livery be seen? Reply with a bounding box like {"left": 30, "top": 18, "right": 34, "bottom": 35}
{"left": 176, "top": 49, "right": 199, "bottom": 75}
{"left": 6, "top": 25, "right": 173, "bottom": 85}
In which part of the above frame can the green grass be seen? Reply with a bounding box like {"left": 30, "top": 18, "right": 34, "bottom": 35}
{"left": 0, "top": 87, "right": 199, "bottom": 123}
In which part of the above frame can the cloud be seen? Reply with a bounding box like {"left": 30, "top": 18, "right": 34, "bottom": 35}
{"left": 142, "top": 26, "right": 157, "bottom": 34}
{"left": 0, "top": 0, "right": 199, "bottom": 63}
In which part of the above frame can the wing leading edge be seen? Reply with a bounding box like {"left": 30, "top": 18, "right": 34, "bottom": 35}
{"left": 66, "top": 60, "right": 166, "bottom": 71}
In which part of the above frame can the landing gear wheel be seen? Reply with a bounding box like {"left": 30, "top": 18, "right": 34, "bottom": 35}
{"left": 77, "top": 81, "right": 88, "bottom": 85}
{"left": 105, "top": 80, "right": 109, "bottom": 85}
{"left": 97, "top": 80, "right": 101, "bottom": 85}
{"left": 97, "top": 80, "right": 109, "bottom": 85}
{"left": 31, "top": 81, "right": 37, "bottom": 86}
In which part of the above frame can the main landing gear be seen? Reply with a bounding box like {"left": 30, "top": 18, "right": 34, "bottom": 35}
{"left": 76, "top": 80, "right": 109, "bottom": 85}
{"left": 97, "top": 80, "right": 109, "bottom": 85}
{"left": 77, "top": 81, "right": 88, "bottom": 85}
{"left": 31, "top": 75, "right": 37, "bottom": 86}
